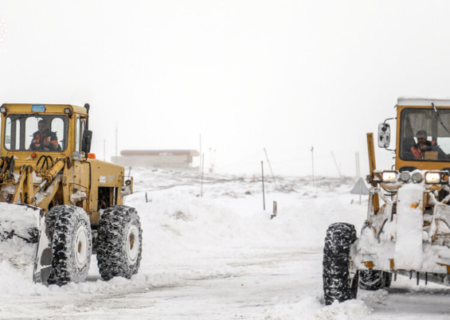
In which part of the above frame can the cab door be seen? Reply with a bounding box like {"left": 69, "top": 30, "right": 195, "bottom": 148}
{"left": 71, "top": 116, "right": 91, "bottom": 215}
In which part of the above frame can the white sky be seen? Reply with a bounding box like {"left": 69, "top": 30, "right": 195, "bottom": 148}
{"left": 1, "top": 0, "right": 450, "bottom": 177}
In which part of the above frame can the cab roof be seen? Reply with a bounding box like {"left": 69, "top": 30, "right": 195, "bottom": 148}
{"left": 1, "top": 103, "right": 88, "bottom": 115}
{"left": 397, "top": 97, "right": 450, "bottom": 107}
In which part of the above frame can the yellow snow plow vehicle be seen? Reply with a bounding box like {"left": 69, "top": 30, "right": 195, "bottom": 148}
{"left": 0, "top": 103, "right": 141, "bottom": 285}
{"left": 323, "top": 98, "right": 450, "bottom": 305}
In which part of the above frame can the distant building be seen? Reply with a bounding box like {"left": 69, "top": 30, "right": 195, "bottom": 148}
{"left": 111, "top": 150, "right": 200, "bottom": 170}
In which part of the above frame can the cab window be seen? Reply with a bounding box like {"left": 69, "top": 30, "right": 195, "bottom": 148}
{"left": 400, "top": 108, "right": 450, "bottom": 161}
{"left": 4, "top": 114, "right": 68, "bottom": 152}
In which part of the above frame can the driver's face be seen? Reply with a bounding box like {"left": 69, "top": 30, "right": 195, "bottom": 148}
{"left": 38, "top": 122, "right": 47, "bottom": 133}
{"left": 417, "top": 135, "right": 427, "bottom": 144}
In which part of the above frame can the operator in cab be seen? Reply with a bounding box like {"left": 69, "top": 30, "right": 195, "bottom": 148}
{"left": 410, "top": 130, "right": 445, "bottom": 160}
{"left": 29, "top": 119, "right": 60, "bottom": 151}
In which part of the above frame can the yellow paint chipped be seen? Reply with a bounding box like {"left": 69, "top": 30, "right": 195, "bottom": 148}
{"left": 362, "top": 261, "right": 374, "bottom": 270}
{"left": 437, "top": 263, "right": 450, "bottom": 274}
{"left": 411, "top": 201, "right": 421, "bottom": 209}
{"left": 390, "top": 259, "right": 395, "bottom": 270}
{"left": 433, "top": 220, "right": 439, "bottom": 243}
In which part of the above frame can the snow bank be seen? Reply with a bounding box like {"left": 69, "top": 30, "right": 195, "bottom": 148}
{"left": 0, "top": 169, "right": 368, "bottom": 317}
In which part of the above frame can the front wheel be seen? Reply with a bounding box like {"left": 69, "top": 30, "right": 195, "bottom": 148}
{"left": 47, "top": 205, "right": 92, "bottom": 285}
{"left": 323, "top": 223, "right": 358, "bottom": 305}
{"left": 97, "top": 206, "right": 142, "bottom": 281}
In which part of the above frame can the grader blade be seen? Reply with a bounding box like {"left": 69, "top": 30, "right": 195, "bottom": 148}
{"left": 0, "top": 203, "right": 40, "bottom": 244}
{"left": 0, "top": 203, "right": 52, "bottom": 284}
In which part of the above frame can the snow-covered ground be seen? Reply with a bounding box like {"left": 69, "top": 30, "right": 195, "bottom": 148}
{"left": 0, "top": 168, "right": 449, "bottom": 319}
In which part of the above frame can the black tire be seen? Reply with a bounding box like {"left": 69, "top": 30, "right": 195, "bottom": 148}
{"left": 358, "top": 221, "right": 391, "bottom": 291}
{"left": 359, "top": 270, "right": 383, "bottom": 290}
{"left": 47, "top": 205, "right": 92, "bottom": 285}
{"left": 359, "top": 270, "right": 392, "bottom": 290}
{"left": 384, "top": 272, "right": 392, "bottom": 288}
{"left": 97, "top": 205, "right": 142, "bottom": 281}
{"left": 47, "top": 205, "right": 60, "bottom": 240}
{"left": 323, "top": 222, "right": 359, "bottom": 306}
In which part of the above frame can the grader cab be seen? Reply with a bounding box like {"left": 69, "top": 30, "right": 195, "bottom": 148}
{"left": 323, "top": 98, "right": 450, "bottom": 305}
{"left": 0, "top": 103, "right": 142, "bottom": 285}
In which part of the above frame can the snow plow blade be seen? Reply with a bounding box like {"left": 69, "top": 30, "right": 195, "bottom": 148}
{"left": 0, "top": 203, "right": 52, "bottom": 285}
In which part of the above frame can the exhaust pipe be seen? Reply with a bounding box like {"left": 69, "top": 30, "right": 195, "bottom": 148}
{"left": 84, "top": 103, "right": 90, "bottom": 130}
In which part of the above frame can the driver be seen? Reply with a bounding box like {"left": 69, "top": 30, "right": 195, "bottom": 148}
{"left": 410, "top": 130, "right": 445, "bottom": 160}
{"left": 29, "top": 120, "right": 60, "bottom": 151}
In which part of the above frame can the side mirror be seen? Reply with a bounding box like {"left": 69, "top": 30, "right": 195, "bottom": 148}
{"left": 378, "top": 123, "right": 391, "bottom": 148}
{"left": 82, "top": 130, "right": 93, "bottom": 154}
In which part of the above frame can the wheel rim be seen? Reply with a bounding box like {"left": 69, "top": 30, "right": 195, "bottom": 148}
{"left": 126, "top": 225, "right": 140, "bottom": 265}
{"left": 74, "top": 224, "right": 89, "bottom": 269}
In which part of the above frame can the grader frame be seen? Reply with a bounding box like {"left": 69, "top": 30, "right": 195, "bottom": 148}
{"left": 323, "top": 98, "right": 450, "bottom": 305}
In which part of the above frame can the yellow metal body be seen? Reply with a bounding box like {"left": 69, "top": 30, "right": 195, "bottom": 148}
{"left": 366, "top": 133, "right": 379, "bottom": 213}
{"left": 358, "top": 100, "right": 450, "bottom": 277}
{"left": 0, "top": 103, "right": 132, "bottom": 226}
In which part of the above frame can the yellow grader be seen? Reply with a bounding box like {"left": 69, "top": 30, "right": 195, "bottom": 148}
{"left": 323, "top": 98, "right": 450, "bottom": 305}
{"left": 0, "top": 103, "right": 141, "bottom": 285}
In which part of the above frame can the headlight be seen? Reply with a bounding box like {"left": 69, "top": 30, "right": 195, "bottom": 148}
{"left": 399, "top": 171, "right": 411, "bottom": 183}
{"left": 424, "top": 171, "right": 449, "bottom": 184}
{"left": 382, "top": 171, "right": 397, "bottom": 182}
{"left": 412, "top": 172, "right": 423, "bottom": 183}
{"left": 425, "top": 172, "right": 441, "bottom": 184}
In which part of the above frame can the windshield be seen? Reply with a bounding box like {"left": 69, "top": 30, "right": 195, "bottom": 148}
{"left": 4, "top": 114, "right": 68, "bottom": 152}
{"left": 400, "top": 108, "right": 450, "bottom": 161}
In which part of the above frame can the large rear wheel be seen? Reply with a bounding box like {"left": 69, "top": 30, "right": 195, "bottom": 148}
{"left": 47, "top": 205, "right": 92, "bottom": 285}
{"left": 97, "top": 206, "right": 142, "bottom": 281}
{"left": 323, "top": 223, "right": 358, "bottom": 305}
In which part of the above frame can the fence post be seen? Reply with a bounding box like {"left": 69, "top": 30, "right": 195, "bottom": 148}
{"left": 261, "top": 161, "right": 265, "bottom": 210}
{"left": 271, "top": 201, "right": 277, "bottom": 219}
{"left": 200, "top": 153, "right": 204, "bottom": 197}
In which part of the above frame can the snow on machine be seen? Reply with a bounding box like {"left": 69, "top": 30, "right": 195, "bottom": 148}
{"left": 0, "top": 103, "right": 142, "bottom": 285}
{"left": 323, "top": 98, "right": 450, "bottom": 305}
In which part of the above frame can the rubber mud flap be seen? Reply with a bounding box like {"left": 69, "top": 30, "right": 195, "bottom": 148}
{"left": 39, "top": 265, "right": 51, "bottom": 284}
{"left": 40, "top": 247, "right": 52, "bottom": 266}
{"left": 33, "top": 247, "right": 52, "bottom": 284}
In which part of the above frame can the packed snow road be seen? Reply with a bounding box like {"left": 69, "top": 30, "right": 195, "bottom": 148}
{"left": 0, "top": 169, "right": 449, "bottom": 319}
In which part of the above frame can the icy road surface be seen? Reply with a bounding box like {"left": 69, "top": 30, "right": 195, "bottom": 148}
{"left": 0, "top": 169, "right": 450, "bottom": 319}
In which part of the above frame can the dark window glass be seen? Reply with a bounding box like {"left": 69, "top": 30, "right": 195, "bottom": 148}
{"left": 400, "top": 108, "right": 450, "bottom": 161}
{"left": 4, "top": 114, "right": 68, "bottom": 152}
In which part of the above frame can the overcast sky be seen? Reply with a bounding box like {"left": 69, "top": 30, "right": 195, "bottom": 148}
{"left": 1, "top": 1, "right": 450, "bottom": 177}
